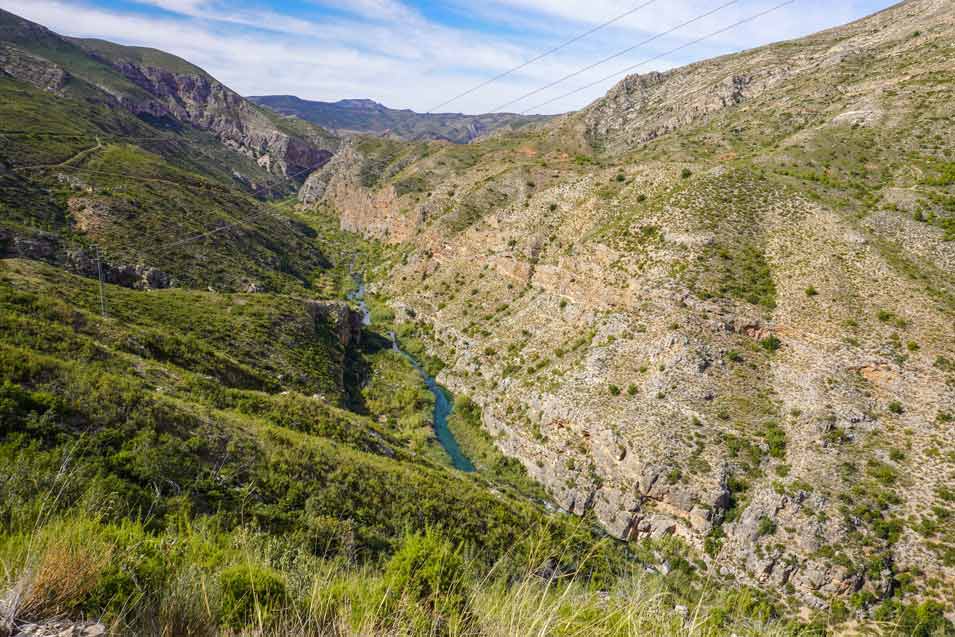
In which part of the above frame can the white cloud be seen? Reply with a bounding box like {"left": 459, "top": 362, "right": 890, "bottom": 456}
{"left": 309, "top": 0, "right": 423, "bottom": 24}
{"left": 0, "top": 0, "right": 896, "bottom": 114}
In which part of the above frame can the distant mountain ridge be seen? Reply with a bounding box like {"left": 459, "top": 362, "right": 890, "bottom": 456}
{"left": 249, "top": 94, "right": 551, "bottom": 144}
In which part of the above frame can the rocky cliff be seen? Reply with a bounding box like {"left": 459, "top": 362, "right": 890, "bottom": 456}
{"left": 302, "top": 0, "right": 955, "bottom": 615}
{"left": 76, "top": 44, "right": 338, "bottom": 178}
{"left": 0, "top": 9, "right": 339, "bottom": 188}
{"left": 0, "top": 42, "right": 67, "bottom": 93}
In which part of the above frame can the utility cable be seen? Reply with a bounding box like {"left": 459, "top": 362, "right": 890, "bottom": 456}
{"left": 425, "top": 0, "right": 660, "bottom": 113}
{"left": 490, "top": 0, "right": 739, "bottom": 113}
{"left": 524, "top": 0, "right": 797, "bottom": 114}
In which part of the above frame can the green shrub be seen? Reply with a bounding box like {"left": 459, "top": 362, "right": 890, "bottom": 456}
{"left": 219, "top": 565, "right": 288, "bottom": 628}
{"left": 866, "top": 460, "right": 899, "bottom": 486}
{"left": 873, "top": 600, "right": 954, "bottom": 637}
{"left": 706, "top": 587, "right": 777, "bottom": 628}
{"left": 756, "top": 517, "right": 777, "bottom": 537}
{"left": 681, "top": 168, "right": 693, "bottom": 179}
{"left": 384, "top": 529, "right": 469, "bottom": 620}
{"left": 762, "top": 421, "right": 787, "bottom": 459}
{"left": 759, "top": 335, "right": 782, "bottom": 352}
{"left": 608, "top": 384, "right": 621, "bottom": 396}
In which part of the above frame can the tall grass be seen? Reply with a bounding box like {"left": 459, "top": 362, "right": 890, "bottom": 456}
{"left": 0, "top": 511, "right": 814, "bottom": 637}
{"left": 0, "top": 472, "right": 947, "bottom": 637}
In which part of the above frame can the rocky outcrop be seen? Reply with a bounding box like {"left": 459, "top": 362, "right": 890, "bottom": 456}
{"left": 300, "top": 141, "right": 419, "bottom": 241}
{"left": 0, "top": 43, "right": 67, "bottom": 93}
{"left": 66, "top": 248, "right": 174, "bottom": 290}
{"left": 86, "top": 58, "right": 336, "bottom": 179}
{"left": 578, "top": 64, "right": 792, "bottom": 155}
{"left": 0, "top": 229, "right": 173, "bottom": 290}
{"left": 308, "top": 300, "right": 363, "bottom": 349}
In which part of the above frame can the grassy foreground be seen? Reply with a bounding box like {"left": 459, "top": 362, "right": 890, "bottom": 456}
{"left": 0, "top": 514, "right": 817, "bottom": 637}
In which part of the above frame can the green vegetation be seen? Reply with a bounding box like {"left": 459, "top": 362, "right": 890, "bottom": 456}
{"left": 0, "top": 257, "right": 629, "bottom": 634}
{"left": 690, "top": 241, "right": 777, "bottom": 310}
{"left": 759, "top": 335, "right": 783, "bottom": 353}
{"left": 3, "top": 3, "right": 955, "bottom": 633}
{"left": 445, "top": 397, "right": 547, "bottom": 500}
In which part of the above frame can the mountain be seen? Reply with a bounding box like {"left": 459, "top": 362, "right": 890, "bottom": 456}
{"left": 0, "top": 8, "right": 345, "bottom": 293}
{"left": 249, "top": 94, "right": 551, "bottom": 143}
{"left": 0, "top": 8, "right": 633, "bottom": 637}
{"left": 0, "top": 8, "right": 692, "bottom": 637}
{"left": 301, "top": 0, "right": 955, "bottom": 622}
{"left": 0, "top": 9, "right": 338, "bottom": 188}
{"left": 1, "top": 1, "right": 954, "bottom": 635}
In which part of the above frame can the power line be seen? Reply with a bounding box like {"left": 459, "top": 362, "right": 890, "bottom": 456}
{"left": 490, "top": 0, "right": 739, "bottom": 114}
{"left": 149, "top": 153, "right": 334, "bottom": 252}
{"left": 524, "top": 0, "right": 797, "bottom": 114}
{"left": 425, "top": 0, "right": 660, "bottom": 114}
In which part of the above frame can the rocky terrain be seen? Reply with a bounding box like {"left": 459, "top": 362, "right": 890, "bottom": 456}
{"left": 0, "top": 0, "right": 953, "bottom": 632}
{"left": 302, "top": 0, "right": 955, "bottom": 616}
{"left": 250, "top": 95, "right": 550, "bottom": 144}
{"left": 0, "top": 9, "right": 338, "bottom": 189}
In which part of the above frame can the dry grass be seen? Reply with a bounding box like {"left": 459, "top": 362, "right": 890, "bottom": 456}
{"left": 13, "top": 535, "right": 112, "bottom": 623}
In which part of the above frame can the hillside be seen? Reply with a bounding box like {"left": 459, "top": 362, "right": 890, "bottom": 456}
{"left": 0, "top": 9, "right": 338, "bottom": 191}
{"left": 250, "top": 95, "right": 550, "bottom": 144}
{"left": 0, "top": 8, "right": 800, "bottom": 637}
{"left": 301, "top": 0, "right": 955, "bottom": 624}
{"left": 0, "top": 9, "right": 347, "bottom": 294}
{"left": 1, "top": 0, "right": 954, "bottom": 635}
{"left": 0, "top": 9, "right": 659, "bottom": 637}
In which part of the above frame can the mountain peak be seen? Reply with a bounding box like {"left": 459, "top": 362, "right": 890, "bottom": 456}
{"left": 334, "top": 98, "right": 384, "bottom": 109}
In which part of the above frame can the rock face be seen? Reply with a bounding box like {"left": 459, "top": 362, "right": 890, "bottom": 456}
{"left": 308, "top": 300, "right": 363, "bottom": 349}
{"left": 300, "top": 141, "right": 419, "bottom": 241}
{"left": 0, "top": 9, "right": 339, "bottom": 183}
{"left": 75, "top": 49, "right": 337, "bottom": 179}
{"left": 0, "top": 43, "right": 67, "bottom": 93}
{"left": 301, "top": 0, "right": 955, "bottom": 614}
{"left": 0, "top": 228, "right": 173, "bottom": 290}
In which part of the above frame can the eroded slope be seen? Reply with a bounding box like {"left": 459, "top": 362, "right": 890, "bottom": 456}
{"left": 302, "top": 0, "right": 955, "bottom": 615}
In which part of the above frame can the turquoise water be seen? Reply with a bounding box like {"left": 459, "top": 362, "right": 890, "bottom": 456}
{"left": 391, "top": 337, "right": 476, "bottom": 473}
{"left": 348, "top": 271, "right": 474, "bottom": 472}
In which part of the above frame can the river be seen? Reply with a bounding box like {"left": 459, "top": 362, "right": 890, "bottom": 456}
{"left": 348, "top": 273, "right": 475, "bottom": 472}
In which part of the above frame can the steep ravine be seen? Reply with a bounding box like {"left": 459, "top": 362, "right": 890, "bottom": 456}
{"left": 349, "top": 272, "right": 475, "bottom": 472}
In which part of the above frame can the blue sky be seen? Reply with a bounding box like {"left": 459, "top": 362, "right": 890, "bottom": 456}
{"left": 0, "top": 0, "right": 897, "bottom": 114}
